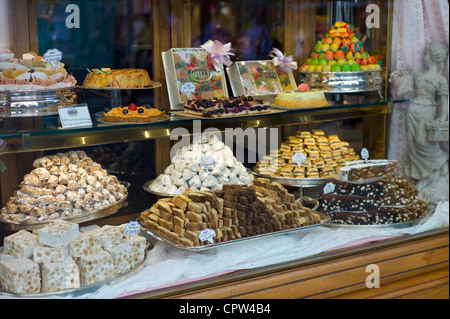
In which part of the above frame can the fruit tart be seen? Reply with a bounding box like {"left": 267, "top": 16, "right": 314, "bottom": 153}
{"left": 101, "top": 103, "right": 167, "bottom": 123}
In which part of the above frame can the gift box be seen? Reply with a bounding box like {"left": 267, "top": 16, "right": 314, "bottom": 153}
{"left": 162, "top": 48, "right": 229, "bottom": 109}
{"left": 227, "top": 60, "right": 296, "bottom": 96}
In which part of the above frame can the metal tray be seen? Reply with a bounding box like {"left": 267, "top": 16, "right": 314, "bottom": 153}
{"left": 326, "top": 208, "right": 433, "bottom": 229}
{"left": 299, "top": 70, "right": 383, "bottom": 93}
{"left": 0, "top": 87, "right": 77, "bottom": 118}
{"left": 252, "top": 169, "right": 328, "bottom": 188}
{"left": 139, "top": 211, "right": 331, "bottom": 252}
{"left": 143, "top": 180, "right": 178, "bottom": 197}
{"left": 170, "top": 109, "right": 285, "bottom": 120}
{"left": 1, "top": 196, "right": 128, "bottom": 231}
{"left": 0, "top": 245, "right": 149, "bottom": 298}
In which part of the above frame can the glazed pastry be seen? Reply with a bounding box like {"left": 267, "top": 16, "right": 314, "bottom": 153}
{"left": 83, "top": 68, "right": 151, "bottom": 88}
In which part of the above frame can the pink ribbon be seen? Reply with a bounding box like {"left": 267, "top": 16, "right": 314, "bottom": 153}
{"left": 200, "top": 40, "right": 235, "bottom": 71}
{"left": 269, "top": 48, "right": 298, "bottom": 73}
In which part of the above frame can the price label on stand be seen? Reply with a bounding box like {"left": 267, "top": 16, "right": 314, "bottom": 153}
{"left": 200, "top": 155, "right": 215, "bottom": 168}
{"left": 292, "top": 152, "right": 307, "bottom": 168}
{"left": 361, "top": 148, "right": 369, "bottom": 163}
{"left": 43, "top": 48, "right": 63, "bottom": 69}
{"left": 199, "top": 228, "right": 216, "bottom": 244}
{"left": 124, "top": 221, "right": 141, "bottom": 241}
{"left": 323, "top": 182, "right": 336, "bottom": 194}
{"left": 58, "top": 104, "right": 93, "bottom": 129}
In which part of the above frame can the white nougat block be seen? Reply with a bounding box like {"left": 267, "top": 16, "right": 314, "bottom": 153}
{"left": 33, "top": 244, "right": 68, "bottom": 263}
{"left": 3, "top": 230, "right": 38, "bottom": 259}
{"left": 106, "top": 242, "right": 134, "bottom": 275}
{"left": 39, "top": 219, "right": 79, "bottom": 248}
{"left": 77, "top": 249, "right": 115, "bottom": 286}
{"left": 68, "top": 231, "right": 102, "bottom": 257}
{"left": 95, "top": 225, "right": 124, "bottom": 249}
{"left": 0, "top": 254, "right": 40, "bottom": 294}
{"left": 123, "top": 234, "right": 147, "bottom": 266}
{"left": 41, "top": 256, "right": 80, "bottom": 293}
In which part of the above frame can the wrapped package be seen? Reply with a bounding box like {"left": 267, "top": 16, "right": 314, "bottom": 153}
{"left": 0, "top": 254, "right": 40, "bottom": 294}
{"left": 33, "top": 244, "right": 68, "bottom": 263}
{"left": 3, "top": 230, "right": 38, "bottom": 259}
{"left": 227, "top": 60, "right": 296, "bottom": 96}
{"left": 38, "top": 219, "right": 79, "bottom": 248}
{"left": 162, "top": 48, "right": 229, "bottom": 109}
{"left": 41, "top": 256, "right": 80, "bottom": 293}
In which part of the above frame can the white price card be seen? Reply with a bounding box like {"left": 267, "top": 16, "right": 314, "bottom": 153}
{"left": 292, "top": 152, "right": 307, "bottom": 168}
{"left": 199, "top": 228, "right": 216, "bottom": 244}
{"left": 323, "top": 182, "right": 336, "bottom": 194}
{"left": 361, "top": 148, "right": 369, "bottom": 162}
{"left": 43, "top": 48, "right": 63, "bottom": 69}
{"left": 124, "top": 221, "right": 141, "bottom": 241}
{"left": 200, "top": 155, "right": 215, "bottom": 168}
{"left": 58, "top": 104, "right": 93, "bottom": 129}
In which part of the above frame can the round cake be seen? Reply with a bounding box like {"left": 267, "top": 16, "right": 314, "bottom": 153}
{"left": 102, "top": 103, "right": 165, "bottom": 123}
{"left": 83, "top": 68, "right": 152, "bottom": 89}
{"left": 274, "top": 91, "right": 328, "bottom": 108}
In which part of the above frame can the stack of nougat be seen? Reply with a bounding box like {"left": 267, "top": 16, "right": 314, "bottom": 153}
{"left": 254, "top": 129, "right": 359, "bottom": 178}
{"left": 139, "top": 178, "right": 322, "bottom": 247}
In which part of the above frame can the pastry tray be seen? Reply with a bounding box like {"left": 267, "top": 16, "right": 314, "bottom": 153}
{"left": 95, "top": 113, "right": 170, "bottom": 125}
{"left": 77, "top": 81, "right": 162, "bottom": 90}
{"left": 170, "top": 108, "right": 285, "bottom": 119}
{"left": 0, "top": 245, "right": 149, "bottom": 298}
{"left": 252, "top": 169, "right": 328, "bottom": 188}
{"left": 143, "top": 180, "right": 178, "bottom": 197}
{"left": 330, "top": 159, "right": 398, "bottom": 184}
{"left": 327, "top": 207, "right": 433, "bottom": 230}
{"left": 270, "top": 102, "right": 333, "bottom": 111}
{"left": 138, "top": 211, "right": 331, "bottom": 252}
{"left": 1, "top": 196, "right": 128, "bottom": 231}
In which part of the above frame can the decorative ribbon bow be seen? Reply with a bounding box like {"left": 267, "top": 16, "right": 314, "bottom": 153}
{"left": 200, "top": 40, "right": 235, "bottom": 71}
{"left": 269, "top": 48, "right": 298, "bottom": 73}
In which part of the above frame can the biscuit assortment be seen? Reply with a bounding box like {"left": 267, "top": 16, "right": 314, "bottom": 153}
{"left": 0, "top": 151, "right": 128, "bottom": 224}
{"left": 139, "top": 178, "right": 322, "bottom": 247}
{"left": 254, "top": 130, "right": 359, "bottom": 178}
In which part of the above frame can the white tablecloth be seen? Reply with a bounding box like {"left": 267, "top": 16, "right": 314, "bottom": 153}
{"left": 2, "top": 201, "right": 448, "bottom": 299}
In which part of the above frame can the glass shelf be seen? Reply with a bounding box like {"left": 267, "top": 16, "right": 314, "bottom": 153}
{"left": 0, "top": 96, "right": 393, "bottom": 154}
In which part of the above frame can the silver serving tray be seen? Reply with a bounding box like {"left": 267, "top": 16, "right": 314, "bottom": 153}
{"left": 1, "top": 196, "right": 128, "bottom": 231}
{"left": 139, "top": 211, "right": 331, "bottom": 252}
{"left": 299, "top": 70, "right": 383, "bottom": 93}
{"left": 252, "top": 169, "right": 327, "bottom": 188}
{"left": 328, "top": 208, "right": 433, "bottom": 229}
{"left": 0, "top": 87, "right": 77, "bottom": 118}
{"left": 143, "top": 180, "right": 178, "bottom": 197}
{"left": 0, "top": 245, "right": 149, "bottom": 298}
{"left": 78, "top": 81, "right": 162, "bottom": 90}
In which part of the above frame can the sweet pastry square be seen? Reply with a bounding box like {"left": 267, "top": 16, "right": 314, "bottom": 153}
{"left": 3, "top": 230, "right": 38, "bottom": 259}
{"left": 41, "top": 256, "right": 80, "bottom": 293}
{"left": 0, "top": 254, "right": 40, "bottom": 294}
{"left": 78, "top": 249, "right": 115, "bottom": 286}
{"left": 38, "top": 220, "right": 80, "bottom": 248}
{"left": 33, "top": 244, "right": 68, "bottom": 263}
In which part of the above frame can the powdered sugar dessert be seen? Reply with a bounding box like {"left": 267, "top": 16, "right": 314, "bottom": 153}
{"left": 0, "top": 49, "right": 76, "bottom": 91}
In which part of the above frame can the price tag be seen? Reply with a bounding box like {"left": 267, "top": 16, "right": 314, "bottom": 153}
{"left": 124, "top": 221, "right": 141, "bottom": 241}
{"left": 43, "top": 48, "right": 63, "bottom": 69}
{"left": 200, "top": 155, "right": 215, "bottom": 168}
{"left": 292, "top": 152, "right": 307, "bottom": 168}
{"left": 58, "top": 104, "right": 93, "bottom": 129}
{"left": 361, "top": 148, "right": 369, "bottom": 162}
{"left": 180, "top": 82, "right": 196, "bottom": 95}
{"left": 323, "top": 182, "right": 336, "bottom": 194}
{"left": 199, "top": 228, "right": 216, "bottom": 244}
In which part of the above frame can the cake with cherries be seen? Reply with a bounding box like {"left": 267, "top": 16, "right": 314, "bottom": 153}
{"left": 83, "top": 68, "right": 152, "bottom": 89}
{"left": 102, "top": 103, "right": 166, "bottom": 123}
{"left": 0, "top": 50, "right": 76, "bottom": 91}
{"left": 183, "top": 96, "right": 271, "bottom": 118}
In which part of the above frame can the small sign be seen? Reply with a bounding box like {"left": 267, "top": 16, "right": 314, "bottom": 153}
{"left": 361, "top": 148, "right": 369, "bottom": 162}
{"left": 43, "top": 48, "right": 63, "bottom": 69}
{"left": 58, "top": 104, "right": 93, "bottom": 129}
{"left": 292, "top": 152, "right": 307, "bottom": 168}
{"left": 124, "top": 221, "right": 141, "bottom": 241}
{"left": 180, "top": 82, "right": 196, "bottom": 95}
{"left": 199, "top": 228, "right": 216, "bottom": 244}
{"left": 200, "top": 155, "right": 215, "bottom": 168}
{"left": 323, "top": 182, "right": 336, "bottom": 194}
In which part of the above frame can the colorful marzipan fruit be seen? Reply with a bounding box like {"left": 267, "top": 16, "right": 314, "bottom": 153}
{"left": 299, "top": 21, "right": 381, "bottom": 73}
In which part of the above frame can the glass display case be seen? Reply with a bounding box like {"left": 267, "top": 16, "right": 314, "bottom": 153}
{"left": 0, "top": 0, "right": 448, "bottom": 299}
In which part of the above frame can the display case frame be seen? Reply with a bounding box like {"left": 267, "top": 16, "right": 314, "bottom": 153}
{"left": 0, "top": 0, "right": 448, "bottom": 299}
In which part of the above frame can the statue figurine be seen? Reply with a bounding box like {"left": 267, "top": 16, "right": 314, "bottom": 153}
{"left": 390, "top": 41, "right": 449, "bottom": 204}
